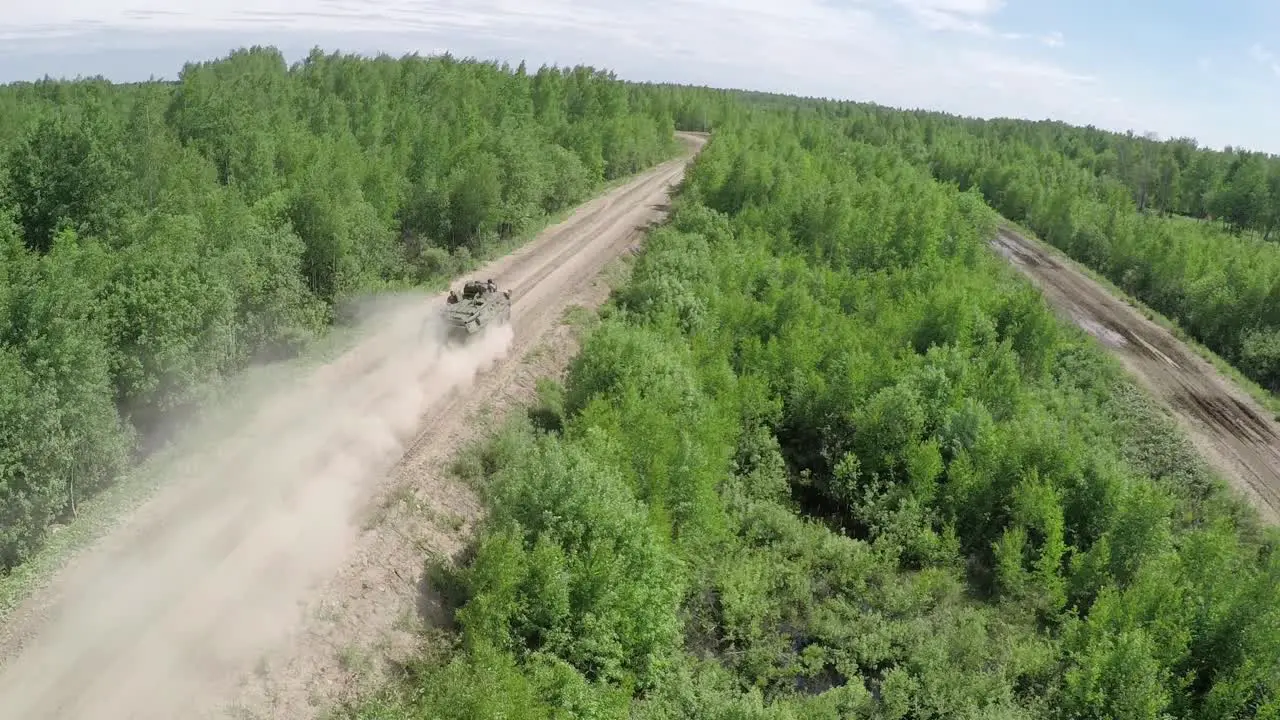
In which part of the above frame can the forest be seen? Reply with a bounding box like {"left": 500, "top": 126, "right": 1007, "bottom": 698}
{"left": 350, "top": 109, "right": 1280, "bottom": 719}
{"left": 6, "top": 43, "right": 1280, "bottom": 720}
{"left": 0, "top": 46, "right": 744, "bottom": 572}
{"left": 831, "top": 103, "right": 1280, "bottom": 394}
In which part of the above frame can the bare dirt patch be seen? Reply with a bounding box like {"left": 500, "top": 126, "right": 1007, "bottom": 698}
{"left": 992, "top": 228, "right": 1280, "bottom": 524}
{"left": 0, "top": 133, "right": 707, "bottom": 720}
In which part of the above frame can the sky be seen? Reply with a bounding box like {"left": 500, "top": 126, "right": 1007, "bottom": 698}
{"left": 1, "top": 0, "right": 1277, "bottom": 153}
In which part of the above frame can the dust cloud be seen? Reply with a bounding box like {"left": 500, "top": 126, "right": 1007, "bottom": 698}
{"left": 0, "top": 292, "right": 513, "bottom": 720}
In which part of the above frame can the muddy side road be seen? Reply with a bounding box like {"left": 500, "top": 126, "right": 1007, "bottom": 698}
{"left": 992, "top": 228, "right": 1280, "bottom": 525}
{"left": 0, "top": 132, "right": 707, "bottom": 720}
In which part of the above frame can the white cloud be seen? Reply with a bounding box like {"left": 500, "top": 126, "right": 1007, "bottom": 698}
{"left": 1040, "top": 31, "right": 1065, "bottom": 48}
{"left": 1249, "top": 42, "right": 1280, "bottom": 77}
{"left": 890, "top": 0, "right": 1004, "bottom": 35}
{"left": 898, "top": 0, "right": 1005, "bottom": 12}
{"left": 1, "top": 0, "right": 1164, "bottom": 137}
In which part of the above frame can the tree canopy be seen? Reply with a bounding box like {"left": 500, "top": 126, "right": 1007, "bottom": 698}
{"left": 6, "top": 47, "right": 1280, "bottom": 720}
{"left": 0, "top": 47, "right": 736, "bottom": 571}
{"left": 351, "top": 99, "right": 1280, "bottom": 720}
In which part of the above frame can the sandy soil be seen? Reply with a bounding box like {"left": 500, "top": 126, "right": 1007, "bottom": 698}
{"left": 992, "top": 227, "right": 1280, "bottom": 525}
{"left": 0, "top": 132, "right": 707, "bottom": 720}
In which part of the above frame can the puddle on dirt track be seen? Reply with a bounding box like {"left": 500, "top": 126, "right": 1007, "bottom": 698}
{"left": 990, "top": 232, "right": 1057, "bottom": 270}
{"left": 1070, "top": 313, "right": 1129, "bottom": 350}
{"left": 990, "top": 226, "right": 1280, "bottom": 525}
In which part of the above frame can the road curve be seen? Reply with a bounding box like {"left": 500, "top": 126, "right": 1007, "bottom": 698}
{"left": 0, "top": 132, "right": 708, "bottom": 720}
{"left": 992, "top": 227, "right": 1280, "bottom": 525}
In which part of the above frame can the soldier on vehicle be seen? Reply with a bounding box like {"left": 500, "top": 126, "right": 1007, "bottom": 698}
{"left": 447, "top": 290, "right": 459, "bottom": 304}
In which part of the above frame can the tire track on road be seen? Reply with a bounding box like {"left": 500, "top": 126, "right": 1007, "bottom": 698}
{"left": 992, "top": 227, "right": 1280, "bottom": 524}
{"left": 0, "top": 131, "right": 708, "bottom": 720}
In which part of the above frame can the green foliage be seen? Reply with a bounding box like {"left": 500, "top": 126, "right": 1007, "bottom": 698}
{"left": 11, "top": 48, "right": 1280, "bottom": 720}
{"left": 460, "top": 437, "right": 685, "bottom": 689}
{"left": 355, "top": 644, "right": 630, "bottom": 720}
{"left": 834, "top": 105, "right": 1280, "bottom": 395}
{"left": 351, "top": 100, "right": 1280, "bottom": 720}
{"left": 0, "top": 48, "right": 702, "bottom": 572}
{"left": 0, "top": 224, "right": 131, "bottom": 569}
{"left": 5, "top": 105, "right": 128, "bottom": 253}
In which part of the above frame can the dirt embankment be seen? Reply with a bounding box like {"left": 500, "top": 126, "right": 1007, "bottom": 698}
{"left": 0, "top": 132, "right": 708, "bottom": 720}
{"left": 992, "top": 228, "right": 1280, "bottom": 525}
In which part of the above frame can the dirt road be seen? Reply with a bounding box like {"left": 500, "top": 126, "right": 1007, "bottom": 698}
{"left": 992, "top": 228, "right": 1280, "bottom": 525}
{"left": 0, "top": 132, "right": 707, "bottom": 720}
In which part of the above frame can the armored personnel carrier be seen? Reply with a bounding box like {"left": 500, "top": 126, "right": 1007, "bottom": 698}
{"left": 440, "top": 279, "right": 512, "bottom": 343}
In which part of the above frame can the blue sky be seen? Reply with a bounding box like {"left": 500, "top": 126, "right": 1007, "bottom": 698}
{"left": 1, "top": 0, "right": 1276, "bottom": 153}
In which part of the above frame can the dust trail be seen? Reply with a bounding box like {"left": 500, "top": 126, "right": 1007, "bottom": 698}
{"left": 0, "top": 292, "right": 512, "bottom": 720}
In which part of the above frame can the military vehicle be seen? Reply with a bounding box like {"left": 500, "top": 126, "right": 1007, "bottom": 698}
{"left": 440, "top": 279, "right": 512, "bottom": 343}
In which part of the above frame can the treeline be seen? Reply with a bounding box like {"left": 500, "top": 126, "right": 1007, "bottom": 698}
{"left": 917, "top": 114, "right": 1280, "bottom": 393}
{"left": 943, "top": 116, "right": 1280, "bottom": 232}
{"left": 0, "top": 46, "right": 732, "bottom": 572}
{"left": 781, "top": 102, "right": 1280, "bottom": 393}
{"left": 354, "top": 112, "right": 1280, "bottom": 719}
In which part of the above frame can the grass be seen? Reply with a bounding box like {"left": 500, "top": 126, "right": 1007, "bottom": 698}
{"left": 560, "top": 303, "right": 596, "bottom": 329}
{"left": 600, "top": 249, "right": 640, "bottom": 291}
{"left": 999, "top": 217, "right": 1280, "bottom": 418}
{"left": 362, "top": 483, "right": 418, "bottom": 531}
{"left": 337, "top": 645, "right": 374, "bottom": 677}
{"left": 0, "top": 141, "right": 692, "bottom": 625}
